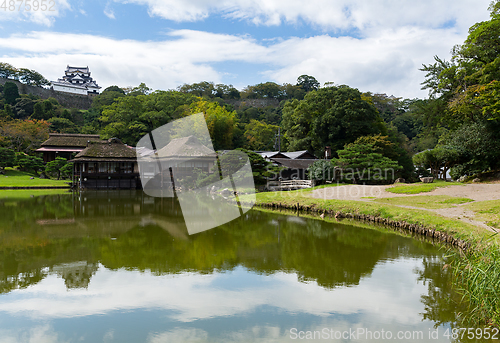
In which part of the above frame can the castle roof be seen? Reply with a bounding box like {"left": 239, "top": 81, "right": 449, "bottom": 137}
{"left": 66, "top": 66, "right": 89, "bottom": 73}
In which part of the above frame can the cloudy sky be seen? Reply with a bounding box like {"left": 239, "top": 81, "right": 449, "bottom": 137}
{"left": 0, "top": 0, "right": 493, "bottom": 98}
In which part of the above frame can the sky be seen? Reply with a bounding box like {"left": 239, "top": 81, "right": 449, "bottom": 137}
{"left": 0, "top": 0, "right": 494, "bottom": 99}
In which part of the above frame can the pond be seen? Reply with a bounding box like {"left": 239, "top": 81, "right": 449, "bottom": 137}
{"left": 0, "top": 191, "right": 495, "bottom": 342}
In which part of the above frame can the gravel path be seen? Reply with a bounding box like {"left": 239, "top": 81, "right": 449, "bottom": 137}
{"left": 311, "top": 182, "right": 500, "bottom": 233}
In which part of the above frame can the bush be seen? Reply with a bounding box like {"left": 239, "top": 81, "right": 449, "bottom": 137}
{"left": 0, "top": 147, "right": 15, "bottom": 168}
{"left": 332, "top": 142, "right": 402, "bottom": 184}
{"left": 307, "top": 160, "right": 336, "bottom": 184}
{"left": 15, "top": 153, "right": 44, "bottom": 174}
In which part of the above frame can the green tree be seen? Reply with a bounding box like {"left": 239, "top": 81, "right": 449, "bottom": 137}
{"left": 43, "top": 99, "right": 55, "bottom": 119}
{"left": 61, "top": 109, "right": 72, "bottom": 120}
{"left": 15, "top": 153, "right": 44, "bottom": 174}
{"left": 243, "top": 119, "right": 279, "bottom": 151}
{"left": 236, "top": 148, "right": 278, "bottom": 185}
{"left": 48, "top": 117, "right": 79, "bottom": 133}
{"left": 60, "top": 163, "right": 73, "bottom": 179}
{"left": 214, "top": 84, "right": 240, "bottom": 99}
{"left": 103, "top": 85, "right": 125, "bottom": 94}
{"left": 0, "top": 147, "right": 15, "bottom": 169}
{"left": 31, "top": 102, "right": 48, "bottom": 120}
{"left": 178, "top": 81, "right": 215, "bottom": 98}
{"left": 3, "top": 82, "right": 19, "bottom": 105}
{"left": 442, "top": 121, "right": 500, "bottom": 178}
{"left": 127, "top": 82, "right": 152, "bottom": 96}
{"left": 332, "top": 142, "right": 402, "bottom": 184}
{"left": 17, "top": 68, "right": 50, "bottom": 87}
{"left": 307, "top": 160, "right": 337, "bottom": 184}
{"left": 45, "top": 157, "right": 68, "bottom": 179}
{"left": 185, "top": 100, "right": 237, "bottom": 150}
{"left": 13, "top": 98, "right": 35, "bottom": 119}
{"left": 3, "top": 104, "right": 13, "bottom": 119}
{"left": 92, "top": 89, "right": 125, "bottom": 113}
{"left": 281, "top": 83, "right": 306, "bottom": 100}
{"left": 282, "top": 85, "right": 384, "bottom": 156}
{"left": 0, "top": 119, "right": 50, "bottom": 152}
{"left": 296, "top": 75, "right": 320, "bottom": 92}
{"left": 100, "top": 91, "right": 198, "bottom": 145}
{"left": 0, "top": 62, "right": 18, "bottom": 79}
{"left": 242, "top": 82, "right": 282, "bottom": 99}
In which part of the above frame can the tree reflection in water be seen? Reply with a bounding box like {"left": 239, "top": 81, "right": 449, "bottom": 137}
{"left": 0, "top": 191, "right": 473, "bottom": 332}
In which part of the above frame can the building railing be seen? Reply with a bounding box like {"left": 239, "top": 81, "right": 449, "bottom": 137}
{"left": 267, "top": 179, "right": 314, "bottom": 191}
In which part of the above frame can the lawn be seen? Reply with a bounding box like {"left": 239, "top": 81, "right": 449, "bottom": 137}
{"left": 385, "top": 180, "right": 463, "bottom": 194}
{"left": 372, "top": 195, "right": 474, "bottom": 209}
{"left": 0, "top": 168, "right": 70, "bottom": 188}
{"left": 247, "top": 188, "right": 496, "bottom": 243}
{"left": 0, "top": 189, "right": 71, "bottom": 199}
{"left": 464, "top": 200, "right": 500, "bottom": 230}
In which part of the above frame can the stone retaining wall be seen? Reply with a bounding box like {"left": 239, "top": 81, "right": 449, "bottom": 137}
{"left": 0, "top": 77, "right": 93, "bottom": 110}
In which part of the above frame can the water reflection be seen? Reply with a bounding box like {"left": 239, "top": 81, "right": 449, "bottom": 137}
{"left": 0, "top": 191, "right": 481, "bottom": 342}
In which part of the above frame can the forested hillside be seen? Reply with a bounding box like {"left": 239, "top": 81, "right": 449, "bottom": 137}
{"left": 1, "top": 1, "right": 500, "bottom": 182}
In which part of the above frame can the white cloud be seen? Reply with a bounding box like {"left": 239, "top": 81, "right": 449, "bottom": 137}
{"left": 114, "top": 0, "right": 490, "bottom": 32}
{"left": 0, "top": 260, "right": 427, "bottom": 323}
{"left": 0, "top": 24, "right": 472, "bottom": 98}
{"left": 104, "top": 2, "right": 116, "bottom": 19}
{"left": 0, "top": 325, "right": 64, "bottom": 343}
{"left": 0, "top": 0, "right": 71, "bottom": 26}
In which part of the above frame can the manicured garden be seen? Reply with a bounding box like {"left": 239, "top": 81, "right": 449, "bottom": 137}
{"left": 0, "top": 168, "right": 70, "bottom": 188}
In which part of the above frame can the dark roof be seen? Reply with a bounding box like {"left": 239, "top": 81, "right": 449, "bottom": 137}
{"left": 66, "top": 66, "right": 90, "bottom": 73}
{"left": 41, "top": 133, "right": 104, "bottom": 148}
{"left": 257, "top": 150, "right": 316, "bottom": 160}
{"left": 257, "top": 151, "right": 289, "bottom": 159}
{"left": 71, "top": 138, "right": 136, "bottom": 162}
{"left": 156, "top": 136, "right": 215, "bottom": 158}
{"left": 283, "top": 150, "right": 316, "bottom": 159}
{"left": 271, "top": 158, "right": 319, "bottom": 169}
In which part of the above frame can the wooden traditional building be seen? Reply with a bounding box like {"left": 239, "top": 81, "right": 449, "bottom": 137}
{"left": 140, "top": 136, "right": 217, "bottom": 191}
{"left": 36, "top": 133, "right": 104, "bottom": 163}
{"left": 270, "top": 158, "right": 319, "bottom": 180}
{"left": 70, "top": 138, "right": 140, "bottom": 189}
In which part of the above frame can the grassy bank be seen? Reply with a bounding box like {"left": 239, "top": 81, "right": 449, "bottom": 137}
{"left": 0, "top": 168, "right": 70, "bottom": 188}
{"left": 386, "top": 180, "right": 463, "bottom": 194}
{"left": 249, "top": 186, "right": 500, "bottom": 326}
{"left": 0, "top": 189, "right": 71, "bottom": 199}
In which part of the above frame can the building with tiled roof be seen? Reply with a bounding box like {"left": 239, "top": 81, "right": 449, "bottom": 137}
{"left": 70, "top": 138, "right": 140, "bottom": 189}
{"left": 51, "top": 65, "right": 101, "bottom": 96}
{"left": 256, "top": 150, "right": 316, "bottom": 161}
{"left": 36, "top": 133, "right": 105, "bottom": 163}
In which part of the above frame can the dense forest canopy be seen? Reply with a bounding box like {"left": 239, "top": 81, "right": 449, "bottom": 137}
{"left": 2, "top": 2, "right": 500, "bottom": 182}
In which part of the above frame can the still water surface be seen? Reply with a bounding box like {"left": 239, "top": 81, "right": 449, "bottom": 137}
{"left": 0, "top": 191, "right": 489, "bottom": 342}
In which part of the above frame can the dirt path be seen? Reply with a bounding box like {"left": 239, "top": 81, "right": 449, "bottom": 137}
{"left": 311, "top": 183, "right": 500, "bottom": 233}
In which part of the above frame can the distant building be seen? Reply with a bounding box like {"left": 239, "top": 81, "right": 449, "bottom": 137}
{"left": 256, "top": 150, "right": 318, "bottom": 180}
{"left": 51, "top": 66, "right": 101, "bottom": 96}
{"left": 256, "top": 150, "right": 316, "bottom": 161}
{"left": 36, "top": 133, "right": 105, "bottom": 163}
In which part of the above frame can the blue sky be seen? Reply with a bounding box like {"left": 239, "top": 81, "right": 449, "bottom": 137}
{"left": 0, "top": 0, "right": 493, "bottom": 98}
